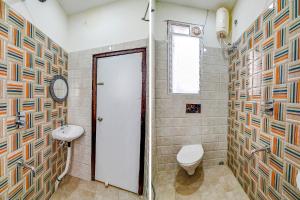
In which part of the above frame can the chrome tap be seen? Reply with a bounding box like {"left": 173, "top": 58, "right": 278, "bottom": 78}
{"left": 16, "top": 112, "right": 25, "bottom": 129}
{"left": 60, "top": 120, "right": 64, "bottom": 130}
{"left": 251, "top": 146, "right": 270, "bottom": 158}
{"left": 17, "top": 159, "right": 36, "bottom": 177}
{"left": 261, "top": 100, "right": 274, "bottom": 116}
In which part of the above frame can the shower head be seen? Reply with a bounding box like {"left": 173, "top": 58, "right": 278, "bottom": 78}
{"left": 38, "top": 0, "right": 47, "bottom": 2}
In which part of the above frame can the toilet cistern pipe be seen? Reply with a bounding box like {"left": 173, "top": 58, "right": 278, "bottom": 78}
{"left": 55, "top": 142, "right": 72, "bottom": 191}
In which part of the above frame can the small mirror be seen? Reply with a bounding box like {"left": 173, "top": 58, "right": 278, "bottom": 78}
{"left": 49, "top": 75, "right": 68, "bottom": 102}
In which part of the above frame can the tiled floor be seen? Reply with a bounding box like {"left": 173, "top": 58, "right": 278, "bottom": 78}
{"left": 154, "top": 165, "right": 249, "bottom": 200}
{"left": 50, "top": 175, "right": 143, "bottom": 200}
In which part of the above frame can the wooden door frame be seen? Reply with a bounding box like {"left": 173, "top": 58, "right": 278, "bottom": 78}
{"left": 91, "top": 48, "right": 147, "bottom": 195}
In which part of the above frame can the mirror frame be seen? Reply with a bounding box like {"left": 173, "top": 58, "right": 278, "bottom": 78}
{"left": 49, "top": 75, "right": 69, "bottom": 103}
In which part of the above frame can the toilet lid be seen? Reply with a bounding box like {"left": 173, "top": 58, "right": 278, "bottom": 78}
{"left": 177, "top": 144, "right": 204, "bottom": 164}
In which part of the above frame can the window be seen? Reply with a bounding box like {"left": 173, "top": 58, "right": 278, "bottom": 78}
{"left": 168, "top": 21, "right": 203, "bottom": 94}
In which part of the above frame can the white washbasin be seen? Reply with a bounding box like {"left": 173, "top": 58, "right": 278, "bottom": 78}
{"left": 52, "top": 125, "right": 84, "bottom": 142}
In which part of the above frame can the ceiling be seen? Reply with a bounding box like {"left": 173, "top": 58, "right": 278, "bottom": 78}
{"left": 57, "top": 0, "right": 237, "bottom": 15}
{"left": 57, "top": 0, "right": 119, "bottom": 15}
{"left": 158, "top": 0, "right": 237, "bottom": 11}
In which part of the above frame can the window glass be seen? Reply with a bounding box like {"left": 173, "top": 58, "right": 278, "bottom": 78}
{"left": 168, "top": 21, "right": 202, "bottom": 94}
{"left": 171, "top": 25, "right": 190, "bottom": 35}
{"left": 171, "top": 35, "right": 200, "bottom": 93}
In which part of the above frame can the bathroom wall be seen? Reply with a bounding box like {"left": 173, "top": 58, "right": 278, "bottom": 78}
{"left": 228, "top": 0, "right": 300, "bottom": 199}
{"left": 0, "top": 0, "right": 68, "bottom": 199}
{"left": 155, "top": 2, "right": 220, "bottom": 48}
{"left": 67, "top": 0, "right": 149, "bottom": 52}
{"left": 231, "top": 0, "right": 272, "bottom": 42}
{"left": 5, "top": 0, "right": 149, "bottom": 53}
{"left": 68, "top": 39, "right": 148, "bottom": 181}
{"left": 155, "top": 41, "right": 228, "bottom": 172}
{"left": 4, "top": 0, "right": 69, "bottom": 50}
{"left": 150, "top": 1, "right": 157, "bottom": 198}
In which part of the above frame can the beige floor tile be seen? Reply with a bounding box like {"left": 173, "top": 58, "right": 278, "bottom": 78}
{"left": 118, "top": 189, "right": 142, "bottom": 200}
{"left": 51, "top": 166, "right": 248, "bottom": 200}
{"left": 50, "top": 175, "right": 140, "bottom": 200}
{"left": 154, "top": 165, "right": 249, "bottom": 200}
{"left": 67, "top": 188, "right": 96, "bottom": 200}
{"left": 94, "top": 186, "right": 119, "bottom": 200}
{"left": 50, "top": 190, "right": 70, "bottom": 199}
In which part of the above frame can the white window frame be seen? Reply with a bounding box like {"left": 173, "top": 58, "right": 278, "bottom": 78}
{"left": 167, "top": 20, "right": 204, "bottom": 95}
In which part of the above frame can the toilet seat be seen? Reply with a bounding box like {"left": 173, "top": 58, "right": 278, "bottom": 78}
{"left": 177, "top": 144, "right": 204, "bottom": 165}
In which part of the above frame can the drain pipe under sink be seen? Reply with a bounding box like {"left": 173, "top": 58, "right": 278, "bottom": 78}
{"left": 55, "top": 142, "right": 72, "bottom": 191}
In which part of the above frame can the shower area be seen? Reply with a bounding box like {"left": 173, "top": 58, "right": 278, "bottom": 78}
{"left": 228, "top": 0, "right": 300, "bottom": 199}
{"left": 153, "top": 0, "right": 300, "bottom": 199}
{"left": 152, "top": 1, "right": 240, "bottom": 199}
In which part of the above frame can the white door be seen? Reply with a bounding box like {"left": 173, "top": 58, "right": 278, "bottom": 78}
{"left": 95, "top": 52, "right": 143, "bottom": 193}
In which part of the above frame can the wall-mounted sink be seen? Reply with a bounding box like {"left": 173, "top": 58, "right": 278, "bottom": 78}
{"left": 52, "top": 125, "right": 84, "bottom": 142}
{"left": 52, "top": 124, "right": 84, "bottom": 191}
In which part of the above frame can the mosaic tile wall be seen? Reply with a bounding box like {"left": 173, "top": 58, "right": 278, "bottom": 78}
{"left": 228, "top": 0, "right": 300, "bottom": 200}
{"left": 0, "top": 1, "right": 69, "bottom": 199}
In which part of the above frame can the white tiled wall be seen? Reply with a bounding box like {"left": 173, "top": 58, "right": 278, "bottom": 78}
{"left": 155, "top": 41, "right": 229, "bottom": 172}
{"left": 150, "top": 38, "right": 156, "bottom": 200}
{"left": 67, "top": 40, "right": 148, "bottom": 181}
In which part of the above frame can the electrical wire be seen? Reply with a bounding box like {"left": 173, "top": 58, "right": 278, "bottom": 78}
{"left": 23, "top": 0, "right": 37, "bottom": 26}
{"left": 5, "top": 0, "right": 37, "bottom": 26}
{"left": 203, "top": 9, "right": 209, "bottom": 35}
{"left": 199, "top": 9, "right": 209, "bottom": 57}
{"left": 142, "top": 3, "right": 149, "bottom": 22}
{"left": 152, "top": 183, "right": 156, "bottom": 200}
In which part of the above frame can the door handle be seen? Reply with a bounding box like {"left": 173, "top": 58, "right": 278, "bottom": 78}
{"left": 97, "top": 117, "right": 103, "bottom": 122}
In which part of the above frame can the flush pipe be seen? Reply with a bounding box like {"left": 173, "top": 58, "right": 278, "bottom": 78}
{"left": 55, "top": 142, "right": 72, "bottom": 191}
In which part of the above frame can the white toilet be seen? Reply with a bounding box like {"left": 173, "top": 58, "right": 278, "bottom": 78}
{"left": 176, "top": 144, "right": 204, "bottom": 175}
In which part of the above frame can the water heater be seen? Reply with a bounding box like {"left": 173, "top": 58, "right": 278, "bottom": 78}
{"left": 216, "top": 7, "right": 229, "bottom": 38}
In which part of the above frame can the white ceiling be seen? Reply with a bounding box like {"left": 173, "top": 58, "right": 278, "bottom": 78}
{"left": 158, "top": 0, "right": 237, "bottom": 11}
{"left": 57, "top": 0, "right": 119, "bottom": 15}
{"left": 57, "top": 0, "right": 237, "bottom": 15}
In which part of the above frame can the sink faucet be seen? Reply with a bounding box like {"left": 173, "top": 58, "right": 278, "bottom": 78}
{"left": 16, "top": 112, "right": 25, "bottom": 129}
{"left": 60, "top": 120, "right": 64, "bottom": 130}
